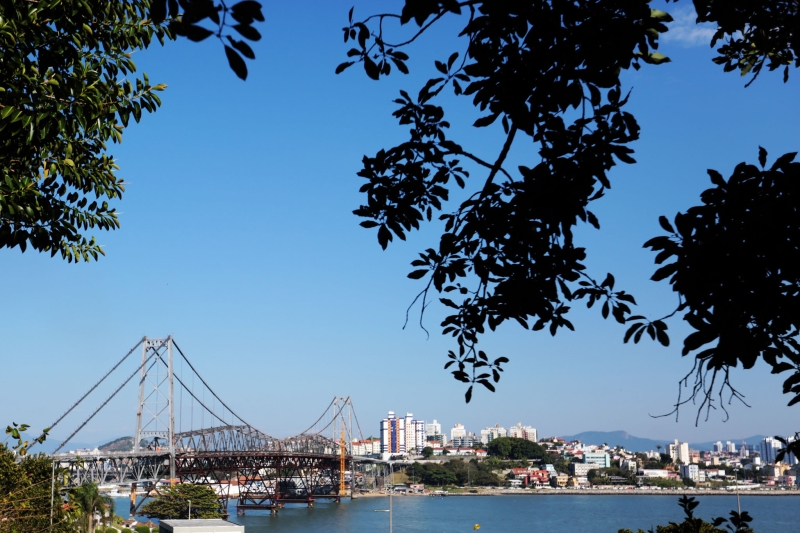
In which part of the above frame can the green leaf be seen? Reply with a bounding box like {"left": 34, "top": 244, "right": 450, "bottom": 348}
{"left": 224, "top": 46, "right": 248, "bottom": 80}
{"left": 407, "top": 269, "right": 428, "bottom": 279}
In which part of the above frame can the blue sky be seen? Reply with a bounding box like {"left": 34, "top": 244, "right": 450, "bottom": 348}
{"left": 2, "top": 1, "right": 799, "bottom": 448}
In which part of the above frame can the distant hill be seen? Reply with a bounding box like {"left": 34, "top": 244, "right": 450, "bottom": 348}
{"left": 98, "top": 436, "right": 134, "bottom": 452}
{"left": 559, "top": 430, "right": 672, "bottom": 452}
{"left": 558, "top": 430, "right": 772, "bottom": 452}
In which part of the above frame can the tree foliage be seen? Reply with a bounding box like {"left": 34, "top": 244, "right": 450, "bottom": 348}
{"left": 141, "top": 484, "right": 222, "bottom": 519}
{"left": 408, "top": 460, "right": 501, "bottom": 487}
{"left": 0, "top": 445, "right": 72, "bottom": 533}
{"left": 339, "top": 0, "right": 800, "bottom": 413}
{"left": 486, "top": 437, "right": 546, "bottom": 460}
{"left": 0, "top": 0, "right": 262, "bottom": 262}
{"left": 71, "top": 483, "right": 114, "bottom": 533}
{"left": 618, "top": 496, "right": 753, "bottom": 533}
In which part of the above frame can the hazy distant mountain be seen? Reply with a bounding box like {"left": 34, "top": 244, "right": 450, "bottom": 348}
{"left": 98, "top": 436, "right": 134, "bottom": 452}
{"left": 559, "top": 430, "right": 672, "bottom": 452}
{"left": 558, "top": 430, "right": 771, "bottom": 452}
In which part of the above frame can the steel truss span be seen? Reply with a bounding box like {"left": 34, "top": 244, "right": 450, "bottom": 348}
{"left": 48, "top": 337, "right": 373, "bottom": 515}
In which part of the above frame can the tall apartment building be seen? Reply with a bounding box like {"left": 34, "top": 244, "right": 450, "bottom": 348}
{"left": 380, "top": 411, "right": 405, "bottom": 454}
{"left": 480, "top": 424, "right": 507, "bottom": 444}
{"left": 725, "top": 441, "right": 737, "bottom": 453}
{"left": 713, "top": 441, "right": 723, "bottom": 453}
{"left": 508, "top": 422, "right": 537, "bottom": 442}
{"left": 410, "top": 419, "right": 426, "bottom": 454}
{"left": 669, "top": 439, "right": 690, "bottom": 465}
{"left": 760, "top": 437, "right": 782, "bottom": 464}
{"left": 404, "top": 413, "right": 415, "bottom": 454}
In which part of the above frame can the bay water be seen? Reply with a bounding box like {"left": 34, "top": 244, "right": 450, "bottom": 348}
{"left": 118, "top": 494, "right": 798, "bottom": 532}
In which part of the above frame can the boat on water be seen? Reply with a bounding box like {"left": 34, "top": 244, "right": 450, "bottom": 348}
{"left": 374, "top": 509, "right": 390, "bottom": 512}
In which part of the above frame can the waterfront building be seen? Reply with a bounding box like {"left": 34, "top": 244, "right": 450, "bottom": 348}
{"left": 479, "top": 424, "right": 507, "bottom": 445}
{"left": 638, "top": 469, "right": 669, "bottom": 479}
{"left": 680, "top": 464, "right": 700, "bottom": 482}
{"left": 508, "top": 422, "right": 537, "bottom": 442}
{"left": 569, "top": 463, "right": 594, "bottom": 476}
{"left": 583, "top": 452, "right": 610, "bottom": 468}
{"left": 380, "top": 411, "right": 405, "bottom": 454}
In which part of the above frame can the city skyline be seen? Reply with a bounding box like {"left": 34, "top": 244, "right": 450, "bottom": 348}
{"left": 2, "top": 1, "right": 799, "bottom": 445}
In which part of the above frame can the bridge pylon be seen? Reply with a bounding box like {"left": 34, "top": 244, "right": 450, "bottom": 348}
{"left": 133, "top": 337, "right": 176, "bottom": 480}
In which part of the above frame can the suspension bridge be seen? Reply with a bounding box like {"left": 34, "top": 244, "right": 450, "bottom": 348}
{"left": 36, "top": 336, "right": 384, "bottom": 515}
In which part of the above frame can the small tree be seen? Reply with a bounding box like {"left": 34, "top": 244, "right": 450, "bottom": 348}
{"left": 141, "top": 484, "right": 221, "bottom": 520}
{"left": 71, "top": 483, "right": 114, "bottom": 533}
{"left": 421, "top": 446, "right": 434, "bottom": 460}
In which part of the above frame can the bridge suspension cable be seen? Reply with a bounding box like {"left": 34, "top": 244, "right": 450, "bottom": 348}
{"left": 172, "top": 340, "right": 254, "bottom": 429}
{"left": 26, "top": 337, "right": 146, "bottom": 453}
{"left": 53, "top": 348, "right": 157, "bottom": 454}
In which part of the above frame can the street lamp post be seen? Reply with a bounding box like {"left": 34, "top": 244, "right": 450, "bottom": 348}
{"left": 188, "top": 500, "right": 191, "bottom": 520}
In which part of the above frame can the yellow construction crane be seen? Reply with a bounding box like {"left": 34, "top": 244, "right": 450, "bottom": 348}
{"left": 339, "top": 427, "right": 347, "bottom": 495}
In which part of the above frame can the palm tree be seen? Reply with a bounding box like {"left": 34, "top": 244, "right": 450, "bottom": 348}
{"left": 71, "top": 483, "right": 114, "bottom": 533}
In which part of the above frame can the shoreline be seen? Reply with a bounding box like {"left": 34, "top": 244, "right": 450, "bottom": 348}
{"left": 356, "top": 489, "right": 800, "bottom": 497}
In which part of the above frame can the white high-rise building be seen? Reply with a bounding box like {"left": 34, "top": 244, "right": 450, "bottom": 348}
{"left": 669, "top": 439, "right": 690, "bottom": 465}
{"left": 725, "top": 441, "right": 737, "bottom": 453}
{"left": 480, "top": 424, "right": 507, "bottom": 444}
{"left": 412, "top": 420, "right": 426, "bottom": 453}
{"left": 508, "top": 422, "right": 537, "bottom": 442}
{"left": 713, "top": 441, "right": 723, "bottom": 453}
{"left": 426, "top": 420, "right": 442, "bottom": 437}
{"left": 451, "top": 423, "right": 467, "bottom": 442}
{"left": 404, "top": 413, "right": 415, "bottom": 454}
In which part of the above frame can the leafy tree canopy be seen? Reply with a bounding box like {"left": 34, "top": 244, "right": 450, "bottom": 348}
{"left": 339, "top": 0, "right": 800, "bottom": 416}
{"left": 0, "top": 0, "right": 262, "bottom": 262}
{"left": 487, "top": 437, "right": 546, "bottom": 460}
{"left": 0, "top": 445, "right": 72, "bottom": 533}
{"left": 141, "top": 483, "right": 223, "bottom": 520}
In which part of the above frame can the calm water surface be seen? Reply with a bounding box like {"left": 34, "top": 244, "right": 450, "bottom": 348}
{"left": 118, "top": 494, "right": 797, "bottom": 533}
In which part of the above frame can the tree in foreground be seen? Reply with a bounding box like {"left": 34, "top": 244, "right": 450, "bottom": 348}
{"left": 339, "top": 0, "right": 800, "bottom": 420}
{"left": 0, "top": 445, "right": 72, "bottom": 533}
{"left": 619, "top": 496, "right": 753, "bottom": 533}
{"left": 141, "top": 484, "right": 222, "bottom": 520}
{"left": 0, "top": 0, "right": 262, "bottom": 262}
{"left": 71, "top": 483, "right": 115, "bottom": 533}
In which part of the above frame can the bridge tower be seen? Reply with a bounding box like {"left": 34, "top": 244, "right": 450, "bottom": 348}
{"left": 133, "top": 337, "right": 176, "bottom": 480}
